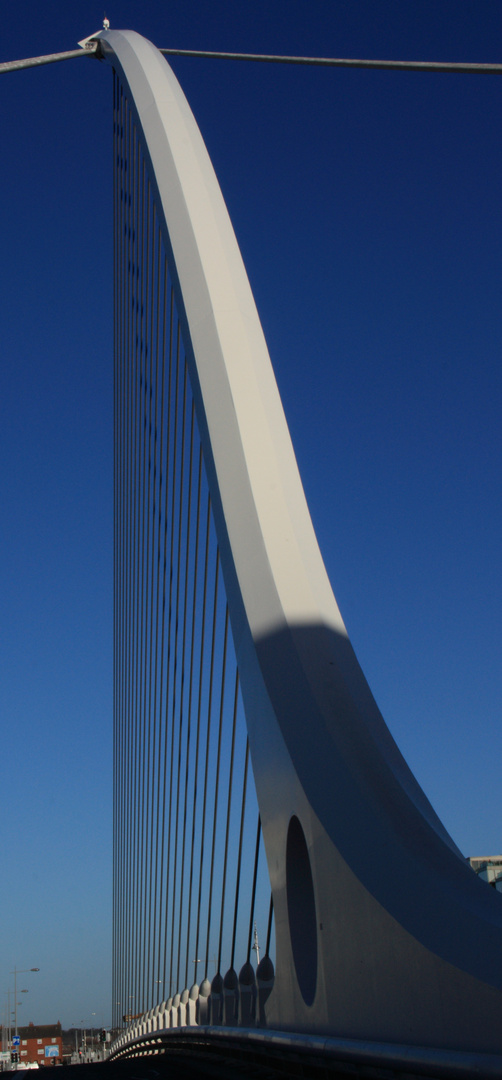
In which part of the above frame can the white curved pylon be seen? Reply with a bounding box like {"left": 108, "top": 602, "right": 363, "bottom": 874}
{"left": 99, "top": 30, "right": 502, "bottom": 1052}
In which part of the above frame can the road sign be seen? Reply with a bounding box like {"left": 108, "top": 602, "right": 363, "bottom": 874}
{"left": 12, "top": 1036, "right": 20, "bottom": 1046}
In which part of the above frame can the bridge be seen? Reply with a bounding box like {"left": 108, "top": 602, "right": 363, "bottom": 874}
{"left": 4, "top": 26, "right": 502, "bottom": 1078}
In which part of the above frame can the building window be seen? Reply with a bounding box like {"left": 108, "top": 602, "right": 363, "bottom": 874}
{"left": 37, "top": 1039, "right": 42, "bottom": 1045}
{"left": 37, "top": 1049, "right": 44, "bottom": 1055}
{"left": 52, "top": 1038, "right": 57, "bottom": 1043}
{"left": 22, "top": 1041, "right": 27, "bottom": 1046}
{"left": 21, "top": 1051, "right": 27, "bottom": 1057}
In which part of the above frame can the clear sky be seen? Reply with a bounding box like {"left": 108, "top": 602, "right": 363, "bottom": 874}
{"left": 1, "top": 0, "right": 501, "bottom": 1031}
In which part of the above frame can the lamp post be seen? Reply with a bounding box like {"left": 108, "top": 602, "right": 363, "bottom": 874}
{"left": 4, "top": 991, "right": 12, "bottom": 1055}
{"left": 10, "top": 967, "right": 40, "bottom": 1037}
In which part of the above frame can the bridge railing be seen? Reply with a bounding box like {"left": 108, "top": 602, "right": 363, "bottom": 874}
{"left": 110, "top": 957, "right": 275, "bottom": 1055}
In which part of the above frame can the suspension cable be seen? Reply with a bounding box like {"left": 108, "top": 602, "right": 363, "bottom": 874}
{"left": 0, "top": 45, "right": 97, "bottom": 74}
{"left": 160, "top": 48, "right": 502, "bottom": 75}
{"left": 3, "top": 41, "right": 502, "bottom": 77}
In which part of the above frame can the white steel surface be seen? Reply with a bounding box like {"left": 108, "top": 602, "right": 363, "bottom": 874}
{"left": 100, "top": 29, "right": 502, "bottom": 1052}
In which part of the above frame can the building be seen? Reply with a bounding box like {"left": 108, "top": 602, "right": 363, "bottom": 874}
{"left": 17, "top": 1023, "right": 62, "bottom": 1066}
{"left": 468, "top": 855, "right": 502, "bottom": 892}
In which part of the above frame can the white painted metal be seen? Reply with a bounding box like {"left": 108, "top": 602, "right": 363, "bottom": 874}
{"left": 99, "top": 30, "right": 502, "bottom": 1053}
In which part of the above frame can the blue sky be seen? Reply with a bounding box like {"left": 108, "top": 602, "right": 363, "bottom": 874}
{"left": 1, "top": 0, "right": 501, "bottom": 1030}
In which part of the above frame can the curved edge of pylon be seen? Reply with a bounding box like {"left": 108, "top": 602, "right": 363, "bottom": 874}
{"left": 100, "top": 29, "right": 502, "bottom": 1052}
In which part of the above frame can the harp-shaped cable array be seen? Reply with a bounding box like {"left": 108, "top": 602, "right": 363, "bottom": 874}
{"left": 112, "top": 75, "right": 274, "bottom": 1033}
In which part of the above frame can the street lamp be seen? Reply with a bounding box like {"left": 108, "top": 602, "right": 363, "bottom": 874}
{"left": 71, "top": 1026, "right": 78, "bottom": 1054}
{"left": 4, "top": 992, "right": 13, "bottom": 1054}
{"left": 9, "top": 968, "right": 40, "bottom": 1037}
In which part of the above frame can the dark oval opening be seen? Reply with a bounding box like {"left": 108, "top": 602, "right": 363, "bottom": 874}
{"left": 286, "top": 814, "right": 317, "bottom": 1006}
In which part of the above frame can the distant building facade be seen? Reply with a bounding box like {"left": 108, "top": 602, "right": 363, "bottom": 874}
{"left": 17, "top": 1023, "right": 62, "bottom": 1065}
{"left": 468, "top": 855, "right": 502, "bottom": 892}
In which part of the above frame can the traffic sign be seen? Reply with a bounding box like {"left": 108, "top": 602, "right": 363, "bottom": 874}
{"left": 12, "top": 1036, "right": 20, "bottom": 1046}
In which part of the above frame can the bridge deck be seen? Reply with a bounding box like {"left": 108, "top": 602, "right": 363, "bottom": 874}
{"left": 7, "top": 1037, "right": 502, "bottom": 1080}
